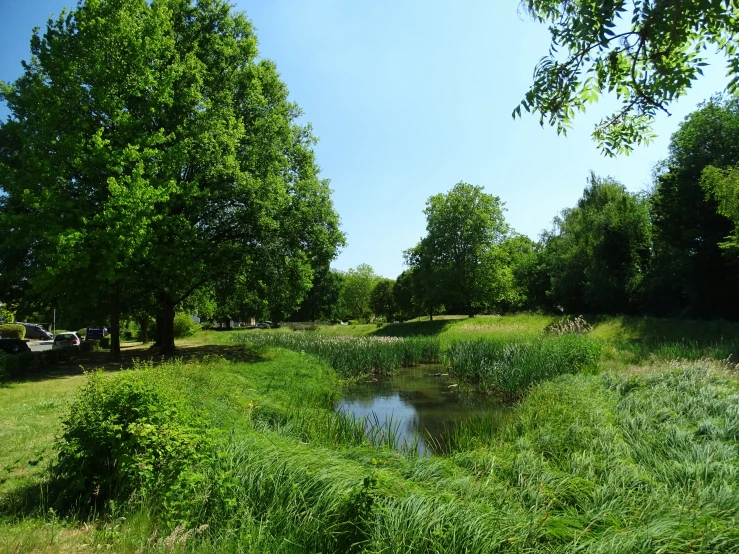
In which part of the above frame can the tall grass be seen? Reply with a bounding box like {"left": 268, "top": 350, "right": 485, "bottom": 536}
{"left": 444, "top": 334, "right": 601, "bottom": 396}
{"left": 237, "top": 333, "right": 442, "bottom": 376}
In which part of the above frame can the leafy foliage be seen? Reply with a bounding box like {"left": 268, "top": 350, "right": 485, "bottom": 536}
{"left": 0, "top": 324, "right": 26, "bottom": 339}
{"left": 648, "top": 96, "right": 739, "bottom": 318}
{"left": 53, "top": 365, "right": 213, "bottom": 514}
{"left": 369, "top": 279, "right": 395, "bottom": 321}
{"left": 543, "top": 173, "right": 651, "bottom": 313}
{"left": 173, "top": 313, "right": 197, "bottom": 339}
{"left": 518, "top": 0, "right": 739, "bottom": 154}
{"left": 0, "top": 0, "right": 344, "bottom": 355}
{"left": 406, "top": 182, "right": 510, "bottom": 317}
{"left": 340, "top": 264, "right": 379, "bottom": 321}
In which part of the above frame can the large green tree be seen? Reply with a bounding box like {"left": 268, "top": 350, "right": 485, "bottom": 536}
{"left": 542, "top": 173, "right": 652, "bottom": 313}
{"left": 648, "top": 96, "right": 739, "bottom": 318}
{"left": 0, "top": 0, "right": 343, "bottom": 355}
{"left": 519, "top": 0, "right": 739, "bottom": 155}
{"left": 407, "top": 182, "right": 510, "bottom": 317}
{"left": 369, "top": 278, "right": 395, "bottom": 321}
{"left": 340, "top": 264, "right": 378, "bottom": 321}
{"left": 289, "top": 267, "right": 345, "bottom": 322}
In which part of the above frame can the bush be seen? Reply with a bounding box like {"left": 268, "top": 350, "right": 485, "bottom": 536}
{"left": 4, "top": 351, "right": 41, "bottom": 378}
{"left": 100, "top": 336, "right": 110, "bottom": 349}
{"left": 0, "top": 352, "right": 7, "bottom": 382}
{"left": 53, "top": 364, "right": 213, "bottom": 512}
{"left": 77, "top": 328, "right": 87, "bottom": 338}
{"left": 80, "top": 339, "right": 102, "bottom": 353}
{"left": 173, "top": 313, "right": 197, "bottom": 338}
{"left": 0, "top": 324, "right": 26, "bottom": 339}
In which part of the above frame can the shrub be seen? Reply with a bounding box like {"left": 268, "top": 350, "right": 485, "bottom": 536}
{"left": 80, "top": 339, "right": 102, "bottom": 353}
{"left": 77, "top": 328, "right": 87, "bottom": 338}
{"left": 53, "top": 364, "right": 213, "bottom": 513}
{"left": 0, "top": 352, "right": 7, "bottom": 382}
{"left": 100, "top": 336, "right": 110, "bottom": 349}
{"left": 173, "top": 313, "right": 197, "bottom": 338}
{"left": 4, "top": 351, "right": 41, "bottom": 378}
{"left": 0, "top": 324, "right": 26, "bottom": 339}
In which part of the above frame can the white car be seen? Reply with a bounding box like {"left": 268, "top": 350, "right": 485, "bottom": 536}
{"left": 53, "top": 332, "right": 81, "bottom": 349}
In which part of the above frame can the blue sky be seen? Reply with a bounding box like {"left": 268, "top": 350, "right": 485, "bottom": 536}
{"left": 0, "top": 0, "right": 732, "bottom": 278}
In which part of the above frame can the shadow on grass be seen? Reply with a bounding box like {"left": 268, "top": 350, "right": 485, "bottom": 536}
{"left": 587, "top": 314, "right": 739, "bottom": 345}
{"left": 370, "top": 320, "right": 454, "bottom": 337}
{"left": 6, "top": 343, "right": 264, "bottom": 384}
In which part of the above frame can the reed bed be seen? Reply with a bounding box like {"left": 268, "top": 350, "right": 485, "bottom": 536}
{"left": 444, "top": 334, "right": 601, "bottom": 395}
{"left": 238, "top": 333, "right": 442, "bottom": 376}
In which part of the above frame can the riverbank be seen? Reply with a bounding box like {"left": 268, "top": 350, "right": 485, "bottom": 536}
{"left": 2, "top": 315, "right": 739, "bottom": 552}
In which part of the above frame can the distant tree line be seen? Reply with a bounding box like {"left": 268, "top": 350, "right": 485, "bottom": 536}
{"left": 292, "top": 96, "right": 739, "bottom": 322}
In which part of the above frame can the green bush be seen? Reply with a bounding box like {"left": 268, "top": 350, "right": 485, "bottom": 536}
{"left": 100, "top": 336, "right": 110, "bottom": 349}
{"left": 80, "top": 339, "right": 102, "bottom": 353}
{"left": 77, "top": 328, "right": 87, "bottom": 338}
{"left": 4, "top": 351, "right": 41, "bottom": 378}
{"left": 173, "top": 313, "right": 197, "bottom": 338}
{"left": 0, "top": 324, "right": 26, "bottom": 339}
{"left": 53, "top": 364, "right": 213, "bottom": 512}
{"left": 0, "top": 352, "right": 7, "bottom": 382}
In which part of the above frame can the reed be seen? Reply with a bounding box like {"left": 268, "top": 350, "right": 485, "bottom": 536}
{"left": 444, "top": 334, "right": 601, "bottom": 396}
{"left": 237, "top": 333, "right": 442, "bottom": 376}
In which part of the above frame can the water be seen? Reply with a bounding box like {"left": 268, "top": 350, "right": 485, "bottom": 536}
{"left": 335, "top": 365, "right": 509, "bottom": 456}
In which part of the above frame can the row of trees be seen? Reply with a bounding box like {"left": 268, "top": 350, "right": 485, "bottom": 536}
{"left": 0, "top": 0, "right": 344, "bottom": 355}
{"left": 291, "top": 95, "right": 739, "bottom": 322}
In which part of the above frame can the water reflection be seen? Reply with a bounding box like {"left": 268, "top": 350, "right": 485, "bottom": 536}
{"left": 335, "top": 365, "right": 509, "bottom": 456}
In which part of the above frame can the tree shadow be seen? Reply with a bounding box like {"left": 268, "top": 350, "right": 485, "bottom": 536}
{"left": 370, "top": 320, "right": 454, "bottom": 337}
{"left": 587, "top": 314, "right": 739, "bottom": 346}
{"left": 5, "top": 343, "right": 265, "bottom": 384}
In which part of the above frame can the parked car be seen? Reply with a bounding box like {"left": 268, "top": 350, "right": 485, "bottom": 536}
{"left": 0, "top": 338, "right": 31, "bottom": 355}
{"left": 53, "top": 332, "right": 81, "bottom": 349}
{"left": 16, "top": 322, "right": 53, "bottom": 340}
{"left": 256, "top": 322, "right": 271, "bottom": 329}
{"left": 85, "top": 327, "right": 109, "bottom": 340}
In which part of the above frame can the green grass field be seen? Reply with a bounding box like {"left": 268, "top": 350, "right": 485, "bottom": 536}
{"left": 2, "top": 314, "right": 739, "bottom": 552}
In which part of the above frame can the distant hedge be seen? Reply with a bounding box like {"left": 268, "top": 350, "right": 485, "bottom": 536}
{"left": 0, "top": 324, "right": 26, "bottom": 340}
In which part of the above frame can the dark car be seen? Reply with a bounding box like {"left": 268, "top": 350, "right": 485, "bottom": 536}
{"left": 0, "top": 338, "right": 31, "bottom": 355}
{"left": 85, "top": 327, "right": 109, "bottom": 340}
{"left": 16, "top": 322, "right": 53, "bottom": 340}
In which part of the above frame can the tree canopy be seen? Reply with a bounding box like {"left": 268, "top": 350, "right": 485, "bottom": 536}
{"left": 406, "top": 182, "right": 509, "bottom": 317}
{"left": 518, "top": 0, "right": 739, "bottom": 155}
{"left": 542, "top": 173, "right": 652, "bottom": 313}
{"left": 0, "top": 0, "right": 344, "bottom": 354}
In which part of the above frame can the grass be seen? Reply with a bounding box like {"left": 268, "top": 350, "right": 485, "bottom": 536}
{"left": 444, "top": 334, "right": 601, "bottom": 395}
{"left": 238, "top": 333, "right": 442, "bottom": 377}
{"left": 3, "top": 315, "right": 739, "bottom": 552}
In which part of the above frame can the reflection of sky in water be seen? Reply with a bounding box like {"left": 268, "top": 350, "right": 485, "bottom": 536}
{"left": 337, "top": 394, "right": 422, "bottom": 453}
{"left": 336, "top": 366, "right": 509, "bottom": 456}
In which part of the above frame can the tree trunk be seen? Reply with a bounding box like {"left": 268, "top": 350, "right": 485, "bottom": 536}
{"left": 110, "top": 287, "right": 121, "bottom": 361}
{"left": 138, "top": 316, "right": 149, "bottom": 344}
{"left": 159, "top": 297, "right": 176, "bottom": 354}
{"left": 154, "top": 311, "right": 163, "bottom": 347}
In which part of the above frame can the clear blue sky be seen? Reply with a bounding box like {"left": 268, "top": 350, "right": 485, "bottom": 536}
{"left": 0, "top": 0, "right": 731, "bottom": 278}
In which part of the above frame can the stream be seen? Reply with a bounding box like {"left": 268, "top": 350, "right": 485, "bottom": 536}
{"left": 335, "top": 365, "right": 510, "bottom": 456}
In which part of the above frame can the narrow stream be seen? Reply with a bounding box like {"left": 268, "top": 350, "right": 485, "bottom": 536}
{"left": 335, "top": 365, "right": 510, "bottom": 456}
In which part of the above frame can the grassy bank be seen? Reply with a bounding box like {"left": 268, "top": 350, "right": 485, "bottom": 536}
{"left": 3, "top": 316, "right": 739, "bottom": 552}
